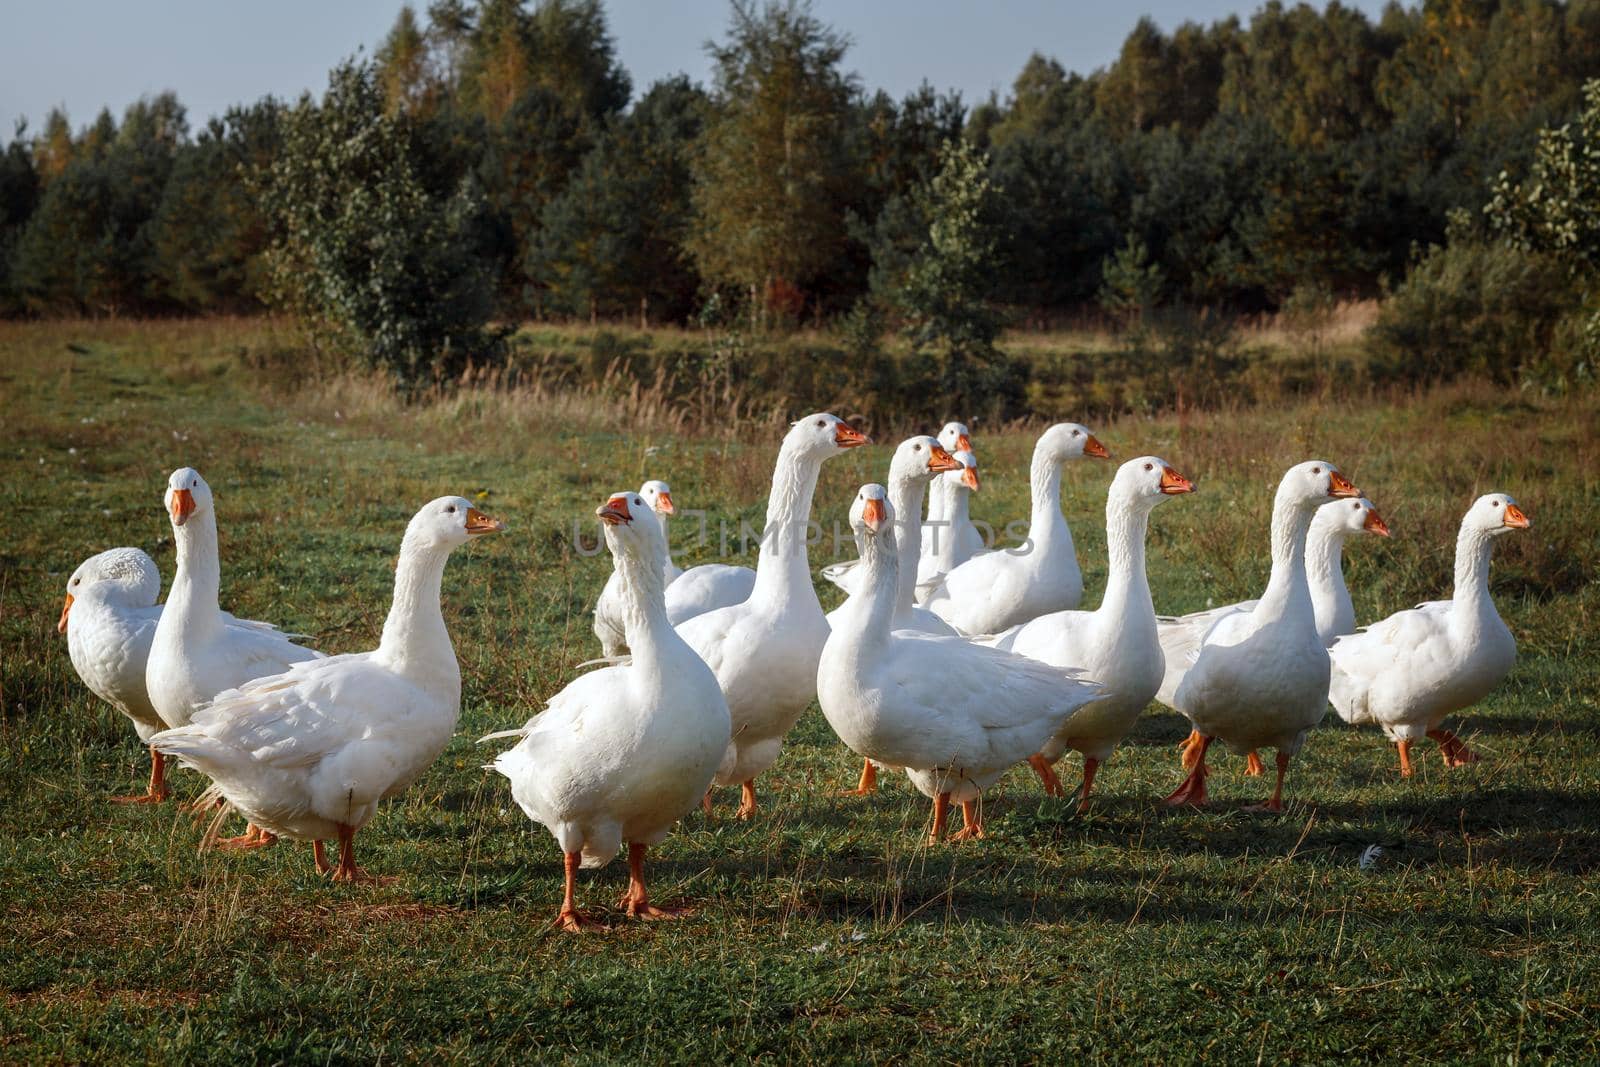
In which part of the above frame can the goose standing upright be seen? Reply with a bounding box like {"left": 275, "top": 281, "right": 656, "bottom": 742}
{"left": 676, "top": 414, "right": 869, "bottom": 818}
{"left": 923, "top": 421, "right": 975, "bottom": 532}
{"left": 917, "top": 449, "right": 982, "bottom": 592}
{"left": 151, "top": 497, "right": 504, "bottom": 881}
{"left": 826, "top": 435, "right": 964, "bottom": 795}
{"left": 922, "top": 423, "right": 1110, "bottom": 635}
{"left": 1165, "top": 461, "right": 1361, "bottom": 811}
{"left": 818, "top": 486, "right": 1103, "bottom": 841}
{"left": 144, "top": 468, "right": 323, "bottom": 847}
{"left": 1328, "top": 494, "right": 1529, "bottom": 775}
{"left": 985, "top": 458, "right": 1195, "bottom": 810}
{"left": 487, "top": 492, "right": 730, "bottom": 931}
{"left": 1157, "top": 495, "right": 1390, "bottom": 773}
{"left": 594, "top": 480, "right": 680, "bottom": 656}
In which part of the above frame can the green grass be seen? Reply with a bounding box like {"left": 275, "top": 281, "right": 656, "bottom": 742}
{"left": 2, "top": 318, "right": 1598, "bottom": 1062}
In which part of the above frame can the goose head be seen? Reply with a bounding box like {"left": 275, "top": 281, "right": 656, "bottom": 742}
{"left": 1111, "top": 456, "right": 1195, "bottom": 511}
{"left": 1465, "top": 493, "right": 1531, "bottom": 537}
{"left": 1313, "top": 496, "right": 1390, "bottom": 541}
{"left": 638, "top": 480, "right": 674, "bottom": 518}
{"left": 945, "top": 449, "right": 980, "bottom": 493}
{"left": 890, "top": 435, "right": 962, "bottom": 488}
{"left": 938, "top": 422, "right": 974, "bottom": 456}
{"left": 407, "top": 496, "right": 504, "bottom": 551}
{"left": 58, "top": 547, "right": 161, "bottom": 633}
{"left": 597, "top": 490, "right": 669, "bottom": 560}
{"left": 164, "top": 467, "right": 214, "bottom": 528}
{"left": 849, "top": 483, "right": 895, "bottom": 542}
{"left": 1038, "top": 422, "right": 1111, "bottom": 464}
{"left": 785, "top": 412, "right": 871, "bottom": 459}
{"left": 1278, "top": 460, "right": 1360, "bottom": 512}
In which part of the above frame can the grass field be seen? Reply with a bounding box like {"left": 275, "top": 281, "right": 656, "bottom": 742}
{"left": 2, "top": 318, "right": 1598, "bottom": 1062}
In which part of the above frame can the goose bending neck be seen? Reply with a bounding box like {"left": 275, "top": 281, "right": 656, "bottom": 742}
{"left": 168, "top": 510, "right": 222, "bottom": 635}
{"left": 1098, "top": 495, "right": 1152, "bottom": 623}
{"left": 377, "top": 535, "right": 456, "bottom": 679}
{"left": 613, "top": 537, "right": 678, "bottom": 671}
{"left": 1257, "top": 492, "right": 1317, "bottom": 623}
{"left": 752, "top": 445, "right": 822, "bottom": 603}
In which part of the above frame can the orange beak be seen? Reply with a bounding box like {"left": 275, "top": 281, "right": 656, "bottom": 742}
{"left": 1159, "top": 466, "right": 1195, "bottom": 495}
{"left": 956, "top": 433, "right": 973, "bottom": 453}
{"left": 465, "top": 507, "right": 505, "bottom": 535}
{"left": 1363, "top": 507, "right": 1391, "bottom": 537}
{"left": 961, "top": 465, "right": 980, "bottom": 491}
{"left": 596, "top": 495, "right": 632, "bottom": 526}
{"left": 169, "top": 488, "right": 195, "bottom": 526}
{"left": 58, "top": 593, "right": 74, "bottom": 634}
{"left": 1083, "top": 435, "right": 1111, "bottom": 459}
{"left": 927, "top": 444, "right": 962, "bottom": 473}
{"left": 655, "top": 491, "right": 675, "bottom": 516}
{"left": 1503, "top": 503, "right": 1530, "bottom": 529}
{"left": 1327, "top": 470, "right": 1359, "bottom": 498}
{"left": 862, "top": 497, "right": 887, "bottom": 532}
{"left": 834, "top": 423, "right": 871, "bottom": 449}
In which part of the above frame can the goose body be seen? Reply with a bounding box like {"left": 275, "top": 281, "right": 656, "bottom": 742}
{"left": 664, "top": 563, "right": 758, "bottom": 626}
{"left": 594, "top": 481, "right": 680, "bottom": 656}
{"left": 674, "top": 414, "right": 869, "bottom": 817}
{"left": 151, "top": 497, "right": 503, "bottom": 880}
{"left": 1155, "top": 497, "right": 1390, "bottom": 707}
{"left": 985, "top": 458, "right": 1194, "bottom": 809}
{"left": 922, "top": 423, "right": 1109, "bottom": 635}
{"left": 1165, "top": 462, "right": 1362, "bottom": 810}
{"left": 490, "top": 492, "right": 730, "bottom": 930}
{"left": 818, "top": 486, "right": 1103, "bottom": 840}
{"left": 1328, "top": 494, "right": 1528, "bottom": 775}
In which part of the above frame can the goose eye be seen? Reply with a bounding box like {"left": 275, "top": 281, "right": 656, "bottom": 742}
{"left": 445, "top": 505, "right": 456, "bottom": 513}
{"left": 1071, "top": 429, "right": 1081, "bottom": 437}
{"left": 1493, "top": 500, "right": 1502, "bottom": 508}
{"left": 816, "top": 419, "right": 826, "bottom": 428}
{"left": 1143, "top": 463, "right": 1152, "bottom": 471}
{"left": 1311, "top": 467, "right": 1322, "bottom": 474}
{"left": 191, "top": 480, "right": 198, "bottom": 488}
{"left": 1352, "top": 501, "right": 1360, "bottom": 509}
{"left": 913, "top": 444, "right": 921, "bottom": 451}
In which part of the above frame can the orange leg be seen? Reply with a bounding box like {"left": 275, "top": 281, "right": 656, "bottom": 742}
{"left": 556, "top": 850, "right": 588, "bottom": 933}
{"left": 330, "top": 823, "right": 388, "bottom": 884}
{"left": 1179, "top": 729, "right": 1206, "bottom": 771}
{"left": 1244, "top": 751, "right": 1265, "bottom": 777}
{"left": 839, "top": 759, "right": 879, "bottom": 797}
{"left": 112, "top": 747, "right": 171, "bottom": 805}
{"left": 617, "top": 842, "right": 691, "bottom": 921}
{"left": 1396, "top": 739, "right": 1414, "bottom": 778}
{"left": 734, "top": 780, "right": 758, "bottom": 820}
{"left": 1165, "top": 735, "right": 1212, "bottom": 806}
{"left": 313, "top": 839, "right": 332, "bottom": 876}
{"left": 701, "top": 790, "right": 713, "bottom": 816}
{"left": 949, "top": 799, "right": 985, "bottom": 841}
{"left": 1428, "top": 728, "right": 1480, "bottom": 768}
{"left": 1076, "top": 757, "right": 1100, "bottom": 815}
{"left": 1246, "top": 752, "right": 1291, "bottom": 812}
{"left": 1028, "top": 754, "right": 1065, "bottom": 797}
{"left": 928, "top": 792, "right": 952, "bottom": 844}
{"left": 215, "top": 823, "right": 278, "bottom": 851}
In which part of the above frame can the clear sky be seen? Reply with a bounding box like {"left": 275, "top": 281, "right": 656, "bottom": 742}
{"left": 0, "top": 0, "right": 1392, "bottom": 138}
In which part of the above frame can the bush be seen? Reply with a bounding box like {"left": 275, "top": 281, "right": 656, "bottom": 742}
{"left": 1366, "top": 241, "right": 1585, "bottom": 387}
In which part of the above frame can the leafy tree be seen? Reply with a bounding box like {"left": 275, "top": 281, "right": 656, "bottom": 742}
{"left": 1486, "top": 77, "right": 1600, "bottom": 272}
{"left": 688, "top": 0, "right": 858, "bottom": 315}
{"left": 0, "top": 125, "right": 40, "bottom": 314}
{"left": 257, "top": 61, "right": 501, "bottom": 384}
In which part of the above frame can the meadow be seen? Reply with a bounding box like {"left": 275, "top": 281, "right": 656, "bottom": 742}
{"left": 2, "top": 317, "right": 1598, "bottom": 1062}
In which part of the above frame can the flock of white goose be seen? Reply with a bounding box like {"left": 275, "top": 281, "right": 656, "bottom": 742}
{"left": 59, "top": 414, "right": 1530, "bottom": 930}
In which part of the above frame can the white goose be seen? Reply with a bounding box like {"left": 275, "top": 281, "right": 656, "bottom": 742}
{"left": 594, "top": 480, "right": 679, "bottom": 656}
{"left": 1164, "top": 461, "right": 1362, "bottom": 810}
{"left": 818, "top": 486, "right": 1103, "bottom": 841}
{"left": 486, "top": 492, "right": 730, "bottom": 931}
{"left": 922, "top": 422, "right": 1110, "bottom": 635}
{"left": 984, "top": 457, "right": 1195, "bottom": 811}
{"left": 144, "top": 468, "right": 323, "bottom": 847}
{"left": 676, "top": 413, "right": 869, "bottom": 819}
{"left": 59, "top": 547, "right": 314, "bottom": 804}
{"left": 916, "top": 449, "right": 982, "bottom": 593}
{"left": 825, "top": 435, "right": 964, "bottom": 795}
{"left": 1328, "top": 494, "right": 1529, "bottom": 776}
{"left": 1157, "top": 494, "right": 1390, "bottom": 774}
{"left": 661, "top": 479, "right": 758, "bottom": 625}
{"left": 151, "top": 496, "right": 504, "bottom": 881}
{"left": 923, "top": 421, "right": 975, "bottom": 534}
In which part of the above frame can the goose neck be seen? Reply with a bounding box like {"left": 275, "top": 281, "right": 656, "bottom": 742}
{"left": 888, "top": 474, "right": 929, "bottom": 614}
{"left": 1257, "top": 494, "right": 1317, "bottom": 620}
{"left": 1028, "top": 445, "right": 1065, "bottom": 537}
{"left": 1305, "top": 524, "right": 1350, "bottom": 626}
{"left": 751, "top": 446, "right": 822, "bottom": 603}
{"left": 376, "top": 536, "right": 457, "bottom": 681}
{"left": 847, "top": 525, "right": 900, "bottom": 653}
{"left": 1098, "top": 496, "right": 1152, "bottom": 622}
{"left": 1452, "top": 524, "right": 1497, "bottom": 620}
{"left": 167, "top": 510, "right": 222, "bottom": 631}
{"left": 613, "top": 536, "right": 678, "bottom": 670}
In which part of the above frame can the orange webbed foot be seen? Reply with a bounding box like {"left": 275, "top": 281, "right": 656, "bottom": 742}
{"left": 110, "top": 791, "right": 168, "bottom": 805}
{"left": 555, "top": 908, "right": 592, "bottom": 933}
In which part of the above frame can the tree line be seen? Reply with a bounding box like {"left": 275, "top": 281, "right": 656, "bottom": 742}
{"left": 1, "top": 0, "right": 1597, "bottom": 379}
